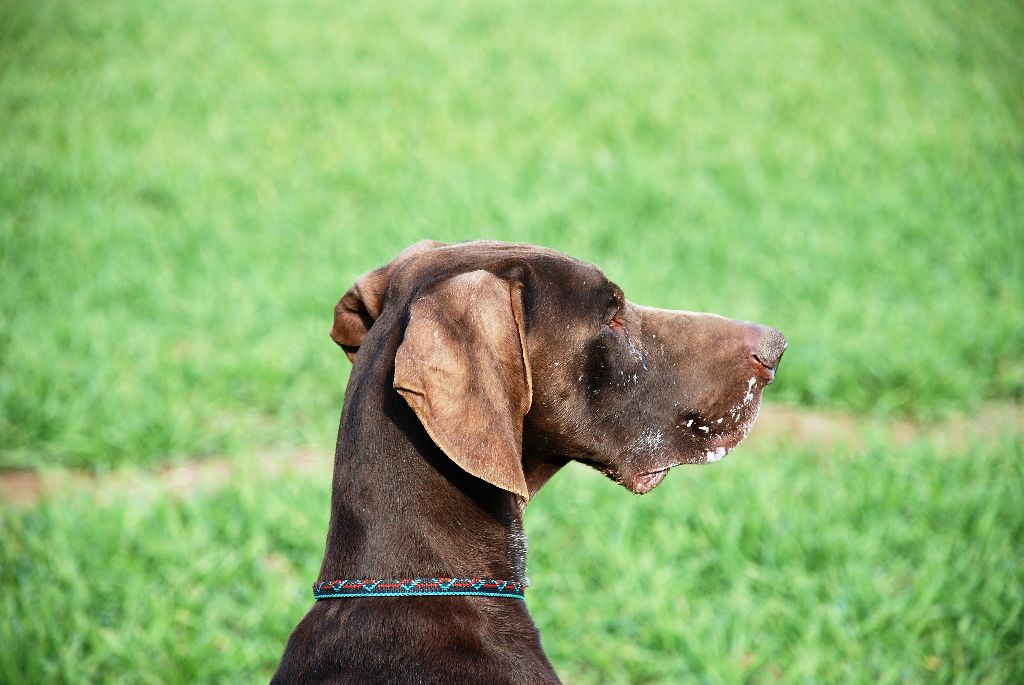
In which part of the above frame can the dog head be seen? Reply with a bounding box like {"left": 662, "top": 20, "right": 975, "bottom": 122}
{"left": 331, "top": 240, "right": 786, "bottom": 500}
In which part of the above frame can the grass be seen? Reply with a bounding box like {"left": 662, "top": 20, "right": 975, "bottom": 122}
{"left": 2, "top": 436, "right": 1021, "bottom": 684}
{"left": 2, "top": 0, "right": 1023, "bottom": 468}
{"left": 2, "top": 0, "right": 1022, "bottom": 682}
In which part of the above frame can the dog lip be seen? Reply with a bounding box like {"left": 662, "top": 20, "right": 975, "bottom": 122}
{"left": 631, "top": 467, "right": 670, "bottom": 494}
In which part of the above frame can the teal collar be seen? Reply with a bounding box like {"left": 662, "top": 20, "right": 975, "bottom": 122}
{"left": 313, "top": 577, "right": 525, "bottom": 600}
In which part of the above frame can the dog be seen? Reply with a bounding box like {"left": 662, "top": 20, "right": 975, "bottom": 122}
{"left": 272, "top": 240, "right": 786, "bottom": 684}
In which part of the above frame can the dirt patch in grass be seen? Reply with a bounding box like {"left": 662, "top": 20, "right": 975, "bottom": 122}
{"left": 0, "top": 448, "right": 326, "bottom": 510}
{"left": 2, "top": 403, "right": 1020, "bottom": 509}
{"left": 752, "top": 402, "right": 1023, "bottom": 452}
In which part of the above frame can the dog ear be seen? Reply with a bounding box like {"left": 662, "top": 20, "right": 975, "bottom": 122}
{"left": 394, "top": 269, "right": 533, "bottom": 501}
{"left": 331, "top": 240, "right": 446, "bottom": 362}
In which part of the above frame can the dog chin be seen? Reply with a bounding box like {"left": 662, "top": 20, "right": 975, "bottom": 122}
{"left": 629, "top": 467, "right": 671, "bottom": 495}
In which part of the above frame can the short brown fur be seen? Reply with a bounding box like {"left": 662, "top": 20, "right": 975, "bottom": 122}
{"left": 273, "top": 240, "right": 786, "bottom": 684}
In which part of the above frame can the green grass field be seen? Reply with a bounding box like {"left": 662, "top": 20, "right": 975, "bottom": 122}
{"left": 2, "top": 0, "right": 1022, "bottom": 468}
{"left": 2, "top": 0, "right": 1022, "bottom": 682}
{"left": 3, "top": 437, "right": 1021, "bottom": 683}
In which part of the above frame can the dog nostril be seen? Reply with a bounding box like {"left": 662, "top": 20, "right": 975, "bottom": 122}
{"left": 754, "top": 328, "right": 788, "bottom": 370}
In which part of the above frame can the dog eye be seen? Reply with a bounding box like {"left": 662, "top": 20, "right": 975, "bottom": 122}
{"left": 606, "top": 306, "right": 626, "bottom": 332}
{"left": 601, "top": 288, "right": 626, "bottom": 333}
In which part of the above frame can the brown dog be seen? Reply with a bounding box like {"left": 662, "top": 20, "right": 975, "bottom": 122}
{"left": 272, "top": 240, "right": 786, "bottom": 683}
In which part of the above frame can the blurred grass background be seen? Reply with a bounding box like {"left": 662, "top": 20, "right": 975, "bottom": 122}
{"left": 3, "top": 438, "right": 1021, "bottom": 683}
{"left": 1, "top": 0, "right": 1022, "bottom": 682}
{"left": 2, "top": 0, "right": 1021, "bottom": 468}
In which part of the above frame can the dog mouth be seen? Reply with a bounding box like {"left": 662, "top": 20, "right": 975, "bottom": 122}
{"left": 631, "top": 467, "right": 671, "bottom": 494}
{"left": 687, "top": 378, "right": 764, "bottom": 464}
{"left": 660, "top": 387, "right": 764, "bottom": 471}
{"left": 629, "top": 425, "right": 747, "bottom": 490}
{"left": 628, "top": 418, "right": 753, "bottom": 494}
{"left": 700, "top": 430, "right": 747, "bottom": 463}
{"left": 624, "top": 378, "right": 767, "bottom": 494}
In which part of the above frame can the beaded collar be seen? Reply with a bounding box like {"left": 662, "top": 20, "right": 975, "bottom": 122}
{"left": 313, "top": 577, "right": 525, "bottom": 600}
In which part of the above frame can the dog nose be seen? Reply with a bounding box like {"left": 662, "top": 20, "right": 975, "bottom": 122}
{"left": 753, "top": 327, "right": 787, "bottom": 371}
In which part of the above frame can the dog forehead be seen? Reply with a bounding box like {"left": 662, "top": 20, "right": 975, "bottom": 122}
{"left": 395, "top": 240, "right": 606, "bottom": 293}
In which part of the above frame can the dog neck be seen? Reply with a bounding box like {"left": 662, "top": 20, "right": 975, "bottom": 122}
{"left": 318, "top": 320, "right": 528, "bottom": 585}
